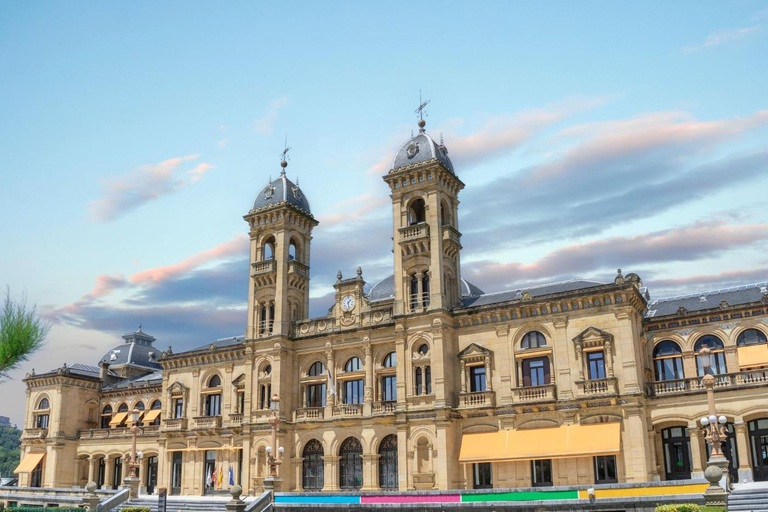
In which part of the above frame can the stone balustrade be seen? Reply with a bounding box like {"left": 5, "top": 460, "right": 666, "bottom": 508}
{"left": 512, "top": 384, "right": 557, "bottom": 402}
{"left": 23, "top": 428, "right": 48, "bottom": 439}
{"left": 372, "top": 401, "right": 397, "bottom": 415}
{"left": 228, "top": 413, "right": 243, "bottom": 426}
{"left": 251, "top": 260, "right": 275, "bottom": 276}
{"left": 288, "top": 260, "right": 309, "bottom": 278}
{"left": 295, "top": 407, "right": 324, "bottom": 421}
{"left": 163, "top": 417, "right": 188, "bottom": 431}
{"left": 334, "top": 404, "right": 362, "bottom": 417}
{"left": 576, "top": 377, "right": 618, "bottom": 397}
{"left": 193, "top": 416, "right": 222, "bottom": 429}
{"left": 458, "top": 390, "right": 496, "bottom": 408}
{"left": 399, "top": 223, "right": 430, "bottom": 241}
{"left": 648, "top": 368, "right": 768, "bottom": 397}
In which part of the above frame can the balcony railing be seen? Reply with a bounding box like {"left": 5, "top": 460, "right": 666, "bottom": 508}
{"left": 576, "top": 377, "right": 618, "bottom": 397}
{"left": 163, "top": 417, "right": 188, "bottom": 431}
{"left": 334, "top": 404, "right": 362, "bottom": 417}
{"left": 251, "top": 260, "right": 276, "bottom": 276}
{"left": 228, "top": 413, "right": 243, "bottom": 426}
{"left": 372, "top": 402, "right": 397, "bottom": 415}
{"left": 193, "top": 416, "right": 222, "bottom": 429}
{"left": 398, "top": 223, "right": 430, "bottom": 242}
{"left": 23, "top": 428, "right": 48, "bottom": 439}
{"left": 512, "top": 384, "right": 557, "bottom": 402}
{"left": 288, "top": 260, "right": 309, "bottom": 278}
{"left": 458, "top": 390, "right": 496, "bottom": 408}
{"left": 295, "top": 407, "right": 324, "bottom": 421}
{"left": 442, "top": 225, "right": 461, "bottom": 245}
{"left": 648, "top": 368, "right": 768, "bottom": 397}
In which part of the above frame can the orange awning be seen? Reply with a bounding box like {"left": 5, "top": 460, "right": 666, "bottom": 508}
{"left": 459, "top": 423, "right": 621, "bottom": 463}
{"left": 142, "top": 410, "right": 161, "bottom": 423}
{"left": 14, "top": 452, "right": 45, "bottom": 473}
{"left": 109, "top": 412, "right": 129, "bottom": 427}
{"left": 738, "top": 345, "right": 768, "bottom": 369}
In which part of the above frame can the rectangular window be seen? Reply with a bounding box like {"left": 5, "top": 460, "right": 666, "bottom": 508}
{"left": 472, "top": 462, "right": 492, "bottom": 489}
{"left": 415, "top": 368, "right": 423, "bottom": 396}
{"left": 523, "top": 357, "right": 550, "bottom": 387}
{"left": 594, "top": 455, "right": 617, "bottom": 484}
{"left": 343, "top": 379, "right": 364, "bottom": 404}
{"left": 259, "top": 384, "right": 272, "bottom": 410}
{"left": 171, "top": 452, "right": 183, "bottom": 493}
{"left": 469, "top": 366, "right": 487, "bottom": 392}
{"left": 35, "top": 414, "right": 49, "bottom": 429}
{"left": 382, "top": 375, "right": 397, "bottom": 402}
{"left": 237, "top": 391, "right": 245, "bottom": 414}
{"left": 531, "top": 459, "right": 553, "bottom": 487}
{"left": 113, "top": 457, "right": 122, "bottom": 489}
{"left": 97, "top": 458, "right": 105, "bottom": 488}
{"left": 306, "top": 383, "right": 326, "bottom": 408}
{"left": 174, "top": 398, "right": 184, "bottom": 419}
{"left": 425, "top": 366, "right": 432, "bottom": 394}
{"left": 205, "top": 394, "right": 221, "bottom": 416}
{"left": 587, "top": 351, "right": 606, "bottom": 380}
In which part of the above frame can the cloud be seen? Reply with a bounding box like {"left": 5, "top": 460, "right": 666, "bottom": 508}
{"left": 254, "top": 96, "right": 288, "bottom": 135}
{"left": 317, "top": 194, "right": 390, "bottom": 228}
{"left": 89, "top": 155, "right": 215, "bottom": 222}
{"left": 463, "top": 220, "right": 768, "bottom": 293}
{"left": 460, "top": 108, "right": 768, "bottom": 251}
{"left": 89, "top": 274, "right": 127, "bottom": 298}
{"left": 647, "top": 268, "right": 768, "bottom": 296}
{"left": 217, "top": 138, "right": 230, "bottom": 148}
{"left": 684, "top": 26, "right": 760, "bottom": 52}
{"left": 365, "top": 96, "right": 609, "bottom": 175}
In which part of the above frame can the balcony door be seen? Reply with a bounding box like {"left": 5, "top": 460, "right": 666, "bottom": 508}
{"left": 146, "top": 456, "right": 158, "bottom": 495}
{"left": 662, "top": 427, "right": 691, "bottom": 481}
{"left": 749, "top": 418, "right": 768, "bottom": 482}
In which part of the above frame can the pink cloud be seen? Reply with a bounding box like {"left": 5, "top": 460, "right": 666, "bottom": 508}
{"left": 130, "top": 234, "right": 249, "bottom": 285}
{"left": 89, "top": 154, "right": 215, "bottom": 222}
{"left": 254, "top": 96, "right": 288, "bottom": 135}
{"left": 317, "top": 194, "right": 389, "bottom": 227}
{"left": 648, "top": 268, "right": 768, "bottom": 291}
{"left": 89, "top": 274, "right": 127, "bottom": 298}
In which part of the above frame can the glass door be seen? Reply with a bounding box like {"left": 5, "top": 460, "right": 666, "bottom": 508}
{"left": 662, "top": 427, "right": 691, "bottom": 480}
{"left": 146, "top": 456, "right": 158, "bottom": 495}
{"left": 749, "top": 419, "right": 768, "bottom": 482}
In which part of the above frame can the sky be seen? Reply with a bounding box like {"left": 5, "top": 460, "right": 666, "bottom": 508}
{"left": 1, "top": 1, "right": 768, "bottom": 427}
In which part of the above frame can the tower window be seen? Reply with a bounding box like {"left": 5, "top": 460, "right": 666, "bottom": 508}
{"left": 263, "top": 236, "right": 275, "bottom": 260}
{"left": 422, "top": 273, "right": 430, "bottom": 307}
{"left": 289, "top": 240, "right": 297, "bottom": 261}
{"left": 408, "top": 199, "right": 426, "bottom": 225}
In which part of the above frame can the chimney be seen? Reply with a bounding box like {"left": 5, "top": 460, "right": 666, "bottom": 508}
{"left": 99, "top": 361, "right": 110, "bottom": 381}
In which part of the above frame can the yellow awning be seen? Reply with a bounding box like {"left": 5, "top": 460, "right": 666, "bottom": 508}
{"left": 167, "top": 446, "right": 244, "bottom": 452}
{"left": 738, "top": 345, "right": 768, "bottom": 369}
{"left": 142, "top": 410, "right": 161, "bottom": 423}
{"left": 14, "top": 452, "right": 45, "bottom": 473}
{"left": 459, "top": 423, "right": 621, "bottom": 463}
{"left": 109, "top": 412, "right": 129, "bottom": 427}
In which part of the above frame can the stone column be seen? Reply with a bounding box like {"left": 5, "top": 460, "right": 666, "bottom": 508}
{"left": 326, "top": 345, "right": 335, "bottom": 408}
{"left": 104, "top": 456, "right": 115, "bottom": 490}
{"left": 292, "top": 457, "right": 303, "bottom": 491}
{"left": 459, "top": 361, "right": 467, "bottom": 393}
{"left": 397, "top": 428, "right": 408, "bottom": 490}
{"left": 647, "top": 430, "right": 661, "bottom": 481}
{"left": 364, "top": 344, "right": 374, "bottom": 413}
{"left": 734, "top": 422, "right": 754, "bottom": 483}
{"left": 552, "top": 315, "right": 570, "bottom": 398}
{"left": 88, "top": 456, "right": 97, "bottom": 485}
{"left": 322, "top": 455, "right": 339, "bottom": 491}
{"left": 689, "top": 427, "right": 705, "bottom": 480}
{"left": 483, "top": 356, "right": 493, "bottom": 392}
{"left": 362, "top": 454, "right": 379, "bottom": 490}
{"left": 292, "top": 353, "right": 300, "bottom": 410}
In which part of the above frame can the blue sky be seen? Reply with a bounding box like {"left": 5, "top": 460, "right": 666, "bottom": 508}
{"left": 1, "top": 1, "right": 768, "bottom": 426}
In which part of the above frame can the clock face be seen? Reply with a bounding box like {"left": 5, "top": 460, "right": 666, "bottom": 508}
{"left": 341, "top": 295, "right": 355, "bottom": 311}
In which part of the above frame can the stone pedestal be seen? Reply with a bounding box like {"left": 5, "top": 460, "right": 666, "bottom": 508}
{"left": 703, "top": 459, "right": 729, "bottom": 507}
{"left": 123, "top": 475, "right": 140, "bottom": 498}
{"left": 263, "top": 476, "right": 282, "bottom": 492}
{"left": 81, "top": 481, "right": 100, "bottom": 511}
{"left": 225, "top": 484, "right": 246, "bottom": 512}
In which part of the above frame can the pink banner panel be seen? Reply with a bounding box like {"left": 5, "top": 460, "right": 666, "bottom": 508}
{"left": 361, "top": 494, "right": 462, "bottom": 504}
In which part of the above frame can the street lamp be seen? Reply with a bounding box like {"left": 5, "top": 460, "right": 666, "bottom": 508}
{"left": 266, "top": 395, "right": 283, "bottom": 479}
{"left": 699, "top": 347, "right": 729, "bottom": 506}
{"left": 124, "top": 407, "right": 141, "bottom": 498}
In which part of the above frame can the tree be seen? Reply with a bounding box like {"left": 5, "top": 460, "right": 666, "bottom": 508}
{"left": 0, "top": 426, "right": 21, "bottom": 478}
{"left": 0, "top": 289, "right": 50, "bottom": 380}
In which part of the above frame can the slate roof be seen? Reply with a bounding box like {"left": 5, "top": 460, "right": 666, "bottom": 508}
{"left": 392, "top": 132, "right": 454, "bottom": 173}
{"left": 187, "top": 335, "right": 245, "bottom": 354}
{"left": 368, "top": 275, "right": 484, "bottom": 303}
{"left": 99, "top": 341, "right": 162, "bottom": 370}
{"left": 460, "top": 279, "right": 606, "bottom": 308}
{"left": 251, "top": 171, "right": 312, "bottom": 215}
{"left": 646, "top": 281, "right": 768, "bottom": 318}
{"left": 102, "top": 371, "right": 163, "bottom": 391}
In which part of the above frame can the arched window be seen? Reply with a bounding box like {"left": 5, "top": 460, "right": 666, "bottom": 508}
{"left": 263, "top": 236, "right": 275, "bottom": 260}
{"left": 339, "top": 437, "right": 363, "bottom": 490}
{"left": 37, "top": 398, "right": 50, "bottom": 410}
{"left": 440, "top": 200, "right": 450, "bottom": 226}
{"left": 345, "top": 357, "right": 362, "bottom": 372}
{"left": 302, "top": 440, "right": 324, "bottom": 491}
{"left": 653, "top": 341, "right": 684, "bottom": 381}
{"left": 208, "top": 375, "right": 221, "bottom": 388}
{"left": 383, "top": 352, "right": 396, "bottom": 368}
{"left": 408, "top": 198, "right": 426, "bottom": 225}
{"left": 289, "top": 240, "right": 297, "bottom": 261}
{"left": 118, "top": 403, "right": 129, "bottom": 413}
{"left": 101, "top": 405, "right": 113, "bottom": 429}
{"left": 35, "top": 397, "right": 50, "bottom": 429}
{"left": 694, "top": 335, "right": 727, "bottom": 376}
{"left": 737, "top": 329, "right": 768, "bottom": 346}
{"left": 521, "top": 331, "right": 547, "bottom": 349}
{"left": 415, "top": 367, "right": 423, "bottom": 395}
{"left": 264, "top": 365, "right": 272, "bottom": 375}
{"left": 378, "top": 434, "right": 398, "bottom": 490}
{"left": 151, "top": 400, "right": 161, "bottom": 410}
{"left": 205, "top": 375, "right": 222, "bottom": 416}
{"left": 135, "top": 401, "right": 145, "bottom": 411}
{"left": 308, "top": 362, "right": 325, "bottom": 377}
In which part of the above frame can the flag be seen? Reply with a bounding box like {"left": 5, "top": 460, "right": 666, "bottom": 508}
{"left": 218, "top": 464, "right": 223, "bottom": 486}
{"left": 206, "top": 466, "right": 213, "bottom": 487}
{"left": 229, "top": 465, "right": 234, "bottom": 486}
{"left": 326, "top": 366, "right": 336, "bottom": 396}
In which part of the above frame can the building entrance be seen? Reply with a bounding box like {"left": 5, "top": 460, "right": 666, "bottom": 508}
{"left": 662, "top": 427, "right": 691, "bottom": 480}
{"left": 749, "top": 418, "right": 768, "bottom": 482}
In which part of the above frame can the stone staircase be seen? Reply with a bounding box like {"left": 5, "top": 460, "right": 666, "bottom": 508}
{"left": 120, "top": 495, "right": 231, "bottom": 512}
{"left": 728, "top": 481, "right": 768, "bottom": 511}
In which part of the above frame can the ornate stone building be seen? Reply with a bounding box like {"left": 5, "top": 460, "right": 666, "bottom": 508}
{"left": 15, "top": 119, "right": 768, "bottom": 495}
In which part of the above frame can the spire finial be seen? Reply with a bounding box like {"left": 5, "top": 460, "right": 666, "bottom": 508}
{"left": 415, "top": 90, "right": 430, "bottom": 133}
{"left": 440, "top": 132, "right": 444, "bottom": 145}
{"left": 280, "top": 135, "right": 291, "bottom": 175}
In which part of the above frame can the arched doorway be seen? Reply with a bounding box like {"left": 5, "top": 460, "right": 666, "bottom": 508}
{"left": 661, "top": 426, "right": 691, "bottom": 480}
{"left": 145, "top": 455, "right": 158, "bottom": 495}
{"left": 302, "top": 440, "right": 324, "bottom": 491}
{"left": 378, "top": 435, "right": 398, "bottom": 490}
{"left": 339, "top": 437, "right": 363, "bottom": 490}
{"left": 749, "top": 418, "right": 768, "bottom": 481}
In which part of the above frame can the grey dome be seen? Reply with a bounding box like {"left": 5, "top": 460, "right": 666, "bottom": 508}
{"left": 369, "top": 274, "right": 483, "bottom": 302}
{"left": 392, "top": 133, "right": 454, "bottom": 173}
{"left": 99, "top": 328, "right": 162, "bottom": 370}
{"left": 252, "top": 171, "right": 312, "bottom": 215}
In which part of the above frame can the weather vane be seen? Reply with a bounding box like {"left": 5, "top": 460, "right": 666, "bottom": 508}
{"left": 280, "top": 135, "right": 291, "bottom": 173}
{"left": 415, "top": 90, "right": 430, "bottom": 133}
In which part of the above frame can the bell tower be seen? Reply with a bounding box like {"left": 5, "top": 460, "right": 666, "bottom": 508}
{"left": 383, "top": 115, "right": 464, "bottom": 315}
{"left": 244, "top": 154, "right": 317, "bottom": 339}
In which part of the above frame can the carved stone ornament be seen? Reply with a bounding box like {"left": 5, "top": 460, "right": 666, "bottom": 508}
{"left": 264, "top": 185, "right": 275, "bottom": 199}
{"left": 406, "top": 141, "right": 419, "bottom": 159}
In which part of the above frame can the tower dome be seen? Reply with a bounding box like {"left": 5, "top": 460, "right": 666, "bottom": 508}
{"left": 391, "top": 120, "right": 454, "bottom": 173}
{"left": 251, "top": 162, "right": 312, "bottom": 215}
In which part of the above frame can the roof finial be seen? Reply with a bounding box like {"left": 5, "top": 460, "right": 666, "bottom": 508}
{"left": 415, "top": 90, "right": 430, "bottom": 133}
{"left": 440, "top": 132, "right": 444, "bottom": 145}
{"left": 280, "top": 135, "right": 291, "bottom": 176}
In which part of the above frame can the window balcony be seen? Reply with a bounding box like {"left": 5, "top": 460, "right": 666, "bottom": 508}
{"left": 406, "top": 394, "right": 434, "bottom": 409}
{"left": 647, "top": 368, "right": 768, "bottom": 397}
{"left": 288, "top": 260, "right": 309, "bottom": 278}
{"left": 458, "top": 390, "right": 496, "bottom": 408}
{"left": 442, "top": 225, "right": 461, "bottom": 245}
{"left": 372, "top": 401, "right": 397, "bottom": 415}
{"left": 193, "top": 416, "right": 222, "bottom": 429}
{"left": 295, "top": 407, "right": 324, "bottom": 421}
{"left": 398, "top": 223, "right": 430, "bottom": 242}
{"left": 334, "top": 404, "right": 363, "bottom": 417}
{"left": 228, "top": 413, "right": 243, "bottom": 426}
{"left": 512, "top": 384, "right": 557, "bottom": 402}
{"left": 576, "top": 377, "right": 618, "bottom": 397}
{"left": 251, "top": 260, "right": 276, "bottom": 276}
{"left": 163, "top": 417, "right": 188, "bottom": 431}
{"left": 23, "top": 428, "right": 48, "bottom": 439}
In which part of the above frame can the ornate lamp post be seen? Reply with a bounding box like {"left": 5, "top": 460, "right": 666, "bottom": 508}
{"left": 123, "top": 407, "right": 141, "bottom": 498}
{"left": 699, "top": 347, "right": 729, "bottom": 506}
{"left": 264, "top": 394, "right": 283, "bottom": 491}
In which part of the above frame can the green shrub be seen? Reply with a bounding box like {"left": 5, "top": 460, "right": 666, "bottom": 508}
{"left": 120, "top": 507, "right": 151, "bottom": 512}
{"left": 654, "top": 505, "right": 701, "bottom": 512}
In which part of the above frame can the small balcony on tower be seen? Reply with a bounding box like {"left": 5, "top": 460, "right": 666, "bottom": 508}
{"left": 398, "top": 223, "right": 430, "bottom": 257}
{"left": 251, "top": 259, "right": 276, "bottom": 286}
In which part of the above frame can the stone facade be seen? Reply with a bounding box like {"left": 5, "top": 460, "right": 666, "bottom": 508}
{"left": 15, "top": 121, "right": 768, "bottom": 495}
